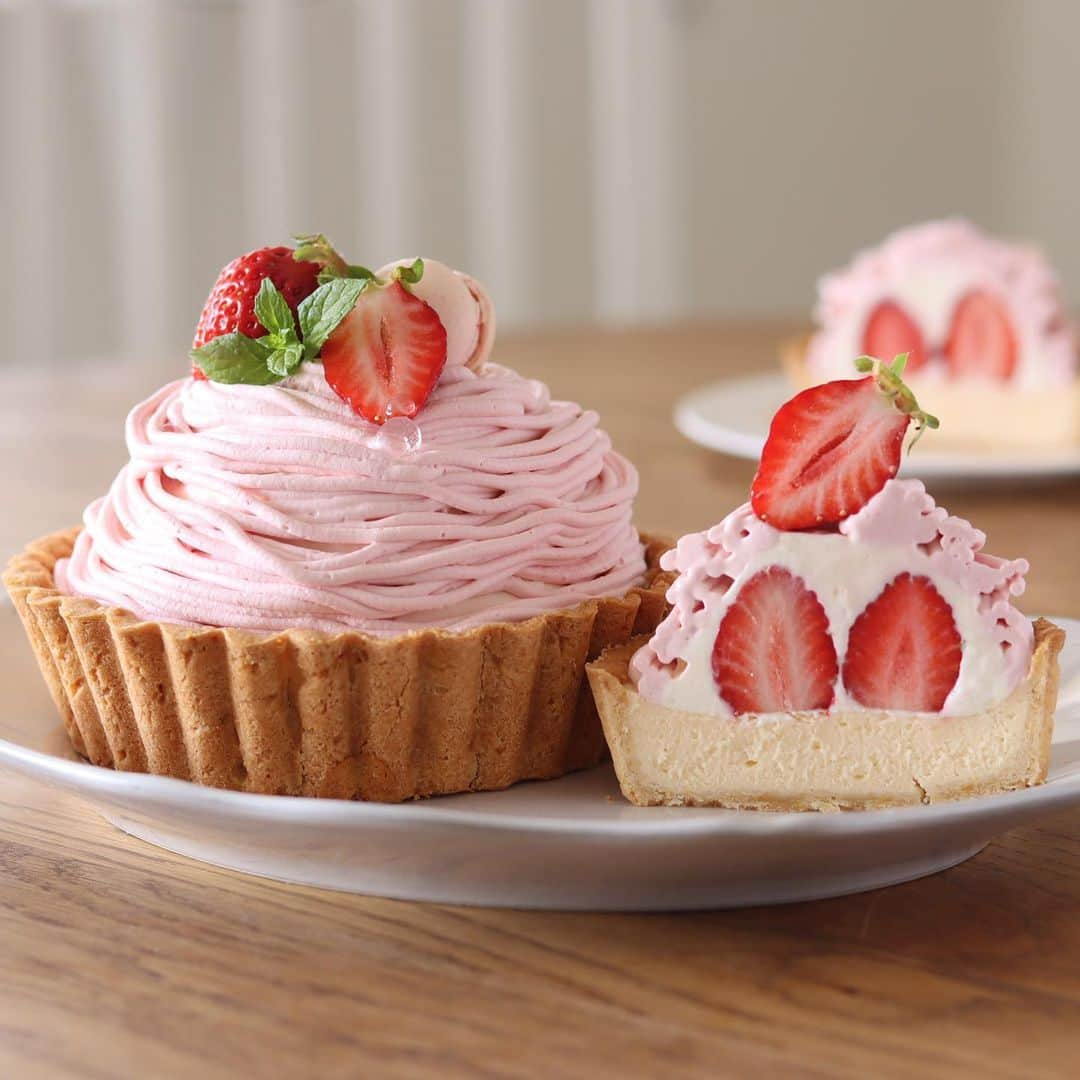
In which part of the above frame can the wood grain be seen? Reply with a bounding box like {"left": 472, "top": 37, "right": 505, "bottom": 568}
{"left": 2, "top": 323, "right": 1079, "bottom": 1078}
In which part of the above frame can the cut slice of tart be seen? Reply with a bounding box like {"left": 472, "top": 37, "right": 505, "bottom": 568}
{"left": 589, "top": 620, "right": 1062, "bottom": 810}
{"left": 588, "top": 357, "right": 1066, "bottom": 810}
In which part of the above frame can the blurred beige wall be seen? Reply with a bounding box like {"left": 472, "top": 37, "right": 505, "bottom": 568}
{"left": 683, "top": 0, "right": 1080, "bottom": 315}
{"left": 1, "top": 0, "right": 1077, "bottom": 365}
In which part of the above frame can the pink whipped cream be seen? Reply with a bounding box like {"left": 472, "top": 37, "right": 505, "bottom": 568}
{"left": 630, "top": 479, "right": 1032, "bottom": 717}
{"left": 805, "top": 219, "right": 1077, "bottom": 389}
{"left": 57, "top": 264, "right": 644, "bottom": 635}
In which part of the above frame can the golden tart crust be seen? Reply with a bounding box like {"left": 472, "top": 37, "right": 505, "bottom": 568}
{"left": 5, "top": 527, "right": 673, "bottom": 802}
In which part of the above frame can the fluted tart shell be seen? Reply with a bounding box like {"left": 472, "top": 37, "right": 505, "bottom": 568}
{"left": 5, "top": 528, "right": 673, "bottom": 802}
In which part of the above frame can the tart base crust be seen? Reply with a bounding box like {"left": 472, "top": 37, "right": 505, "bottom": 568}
{"left": 5, "top": 528, "right": 673, "bottom": 803}
{"left": 587, "top": 619, "right": 1064, "bottom": 811}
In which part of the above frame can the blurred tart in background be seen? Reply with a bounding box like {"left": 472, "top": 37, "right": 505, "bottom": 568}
{"left": 783, "top": 219, "right": 1080, "bottom": 451}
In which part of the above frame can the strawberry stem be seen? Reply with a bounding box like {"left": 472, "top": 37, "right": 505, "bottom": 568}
{"left": 392, "top": 257, "right": 425, "bottom": 287}
{"left": 293, "top": 233, "right": 349, "bottom": 277}
{"left": 854, "top": 354, "right": 940, "bottom": 447}
{"left": 293, "top": 233, "right": 379, "bottom": 286}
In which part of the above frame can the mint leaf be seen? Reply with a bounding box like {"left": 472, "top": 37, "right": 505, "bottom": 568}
{"left": 254, "top": 278, "right": 296, "bottom": 337}
{"left": 266, "top": 350, "right": 289, "bottom": 378}
{"left": 265, "top": 327, "right": 301, "bottom": 353}
{"left": 298, "top": 278, "right": 366, "bottom": 358}
{"left": 267, "top": 341, "right": 305, "bottom": 378}
{"left": 316, "top": 263, "right": 375, "bottom": 286}
{"left": 395, "top": 257, "right": 424, "bottom": 286}
{"left": 282, "top": 341, "right": 304, "bottom": 372}
{"left": 190, "top": 333, "right": 280, "bottom": 385}
{"left": 256, "top": 281, "right": 304, "bottom": 369}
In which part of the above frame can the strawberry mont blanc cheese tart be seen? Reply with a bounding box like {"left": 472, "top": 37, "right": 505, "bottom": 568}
{"left": 588, "top": 355, "right": 1065, "bottom": 810}
{"left": 4, "top": 235, "right": 670, "bottom": 802}
{"left": 784, "top": 219, "right": 1080, "bottom": 451}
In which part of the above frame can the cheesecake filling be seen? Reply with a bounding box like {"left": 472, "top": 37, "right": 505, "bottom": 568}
{"left": 630, "top": 478, "right": 1032, "bottom": 718}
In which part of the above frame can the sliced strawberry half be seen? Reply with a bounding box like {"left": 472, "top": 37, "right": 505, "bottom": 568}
{"left": 751, "top": 357, "right": 938, "bottom": 531}
{"left": 863, "top": 300, "right": 929, "bottom": 373}
{"left": 944, "top": 290, "right": 1017, "bottom": 379}
{"left": 842, "top": 572, "right": 962, "bottom": 712}
{"left": 321, "top": 280, "right": 448, "bottom": 423}
{"left": 711, "top": 566, "right": 838, "bottom": 715}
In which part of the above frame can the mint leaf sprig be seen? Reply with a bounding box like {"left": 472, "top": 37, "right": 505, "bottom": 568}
{"left": 190, "top": 276, "right": 365, "bottom": 385}
{"left": 296, "top": 277, "right": 363, "bottom": 355}
{"left": 255, "top": 278, "right": 304, "bottom": 376}
{"left": 188, "top": 333, "right": 278, "bottom": 385}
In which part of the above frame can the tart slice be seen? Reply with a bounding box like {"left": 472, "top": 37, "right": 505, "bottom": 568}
{"left": 588, "top": 357, "right": 1065, "bottom": 810}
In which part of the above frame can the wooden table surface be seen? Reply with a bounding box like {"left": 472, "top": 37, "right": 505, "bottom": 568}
{"left": 2, "top": 324, "right": 1079, "bottom": 1078}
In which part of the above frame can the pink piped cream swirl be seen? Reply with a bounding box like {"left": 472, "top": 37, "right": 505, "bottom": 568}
{"left": 57, "top": 362, "right": 645, "bottom": 635}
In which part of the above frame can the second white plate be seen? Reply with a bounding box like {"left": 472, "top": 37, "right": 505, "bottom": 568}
{"left": 675, "top": 373, "right": 1080, "bottom": 481}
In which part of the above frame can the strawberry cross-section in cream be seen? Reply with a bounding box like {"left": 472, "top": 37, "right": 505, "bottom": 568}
{"left": 56, "top": 359, "right": 645, "bottom": 635}
{"left": 805, "top": 219, "right": 1077, "bottom": 389}
{"left": 630, "top": 479, "right": 1032, "bottom": 718}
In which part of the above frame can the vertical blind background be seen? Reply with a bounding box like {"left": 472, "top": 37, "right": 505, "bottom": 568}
{"left": 3, "top": 0, "right": 1079, "bottom": 366}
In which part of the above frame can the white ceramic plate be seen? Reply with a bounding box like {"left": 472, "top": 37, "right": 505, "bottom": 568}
{"left": 1, "top": 607, "right": 1078, "bottom": 911}
{"left": 676, "top": 373, "right": 1080, "bottom": 481}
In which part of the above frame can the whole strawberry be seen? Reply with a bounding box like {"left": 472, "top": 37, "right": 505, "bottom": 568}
{"left": 193, "top": 245, "right": 320, "bottom": 349}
